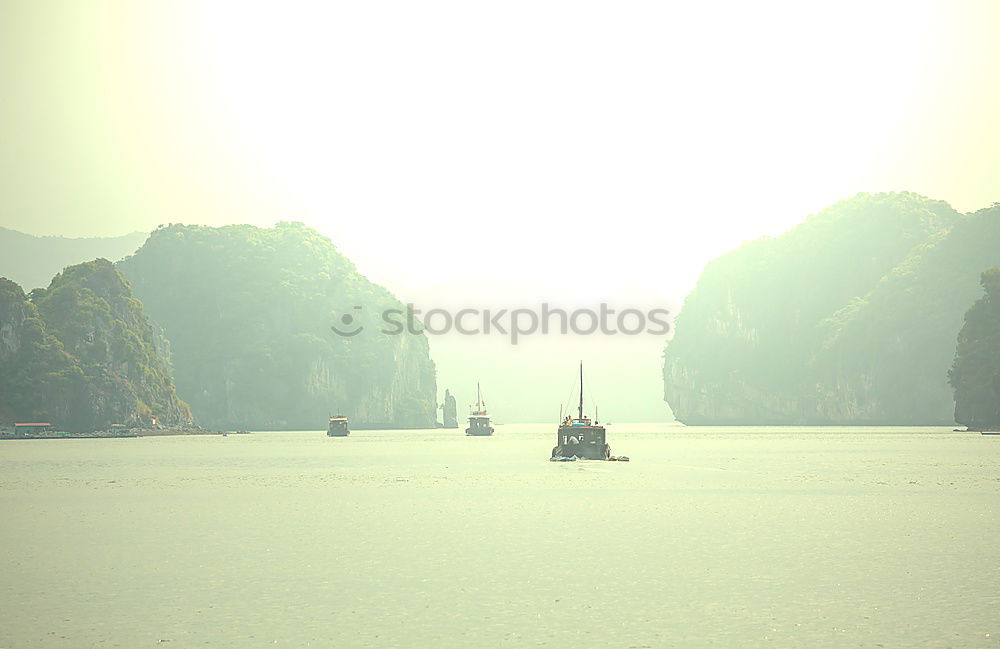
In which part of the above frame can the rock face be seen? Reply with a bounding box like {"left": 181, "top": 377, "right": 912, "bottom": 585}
{"left": 442, "top": 389, "right": 458, "bottom": 428}
{"left": 949, "top": 268, "right": 1000, "bottom": 430}
{"left": 117, "top": 222, "right": 438, "bottom": 430}
{"left": 0, "top": 278, "right": 82, "bottom": 426}
{"left": 664, "top": 193, "right": 1000, "bottom": 425}
{"left": 0, "top": 260, "right": 191, "bottom": 431}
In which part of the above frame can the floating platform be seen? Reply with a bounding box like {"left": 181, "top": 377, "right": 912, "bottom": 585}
{"left": 1, "top": 432, "right": 139, "bottom": 440}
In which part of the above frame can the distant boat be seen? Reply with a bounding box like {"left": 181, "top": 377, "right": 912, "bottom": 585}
{"left": 327, "top": 415, "right": 350, "bottom": 437}
{"left": 551, "top": 363, "right": 611, "bottom": 460}
{"left": 465, "top": 383, "right": 494, "bottom": 436}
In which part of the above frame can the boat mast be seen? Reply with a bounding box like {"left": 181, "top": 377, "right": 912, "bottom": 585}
{"left": 477, "top": 382, "right": 482, "bottom": 409}
{"left": 578, "top": 362, "right": 584, "bottom": 421}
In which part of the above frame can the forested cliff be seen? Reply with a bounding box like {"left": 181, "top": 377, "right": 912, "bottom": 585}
{"left": 0, "top": 260, "right": 191, "bottom": 430}
{"left": 664, "top": 193, "right": 1000, "bottom": 425}
{"left": 117, "top": 222, "right": 437, "bottom": 430}
{"left": 949, "top": 268, "right": 1000, "bottom": 430}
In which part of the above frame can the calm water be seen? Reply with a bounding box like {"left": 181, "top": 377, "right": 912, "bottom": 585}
{"left": 1, "top": 424, "right": 997, "bottom": 648}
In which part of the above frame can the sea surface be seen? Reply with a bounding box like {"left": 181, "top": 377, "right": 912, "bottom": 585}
{"left": 0, "top": 424, "right": 997, "bottom": 649}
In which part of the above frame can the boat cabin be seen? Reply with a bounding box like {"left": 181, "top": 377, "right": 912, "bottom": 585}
{"left": 557, "top": 417, "right": 605, "bottom": 446}
{"left": 554, "top": 417, "right": 609, "bottom": 459}
{"left": 327, "top": 415, "right": 350, "bottom": 437}
{"left": 466, "top": 413, "right": 494, "bottom": 436}
{"left": 465, "top": 383, "right": 494, "bottom": 436}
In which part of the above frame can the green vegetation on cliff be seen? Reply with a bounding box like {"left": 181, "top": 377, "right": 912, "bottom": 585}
{"left": 0, "top": 260, "right": 191, "bottom": 431}
{"left": 117, "top": 222, "right": 437, "bottom": 430}
{"left": 949, "top": 268, "right": 1000, "bottom": 430}
{"left": 664, "top": 193, "right": 1000, "bottom": 425}
{"left": 0, "top": 279, "right": 83, "bottom": 426}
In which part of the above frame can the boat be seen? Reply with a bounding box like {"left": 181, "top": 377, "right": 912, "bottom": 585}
{"left": 327, "top": 415, "right": 350, "bottom": 437}
{"left": 465, "top": 383, "right": 494, "bottom": 436}
{"left": 551, "top": 363, "right": 611, "bottom": 460}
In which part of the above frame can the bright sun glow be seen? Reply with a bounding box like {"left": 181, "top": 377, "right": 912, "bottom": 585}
{"left": 186, "top": 1, "right": 957, "bottom": 299}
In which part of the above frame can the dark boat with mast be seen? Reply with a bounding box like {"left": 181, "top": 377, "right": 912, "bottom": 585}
{"left": 551, "top": 363, "right": 611, "bottom": 460}
{"left": 327, "top": 414, "right": 350, "bottom": 437}
{"left": 465, "top": 383, "right": 494, "bottom": 436}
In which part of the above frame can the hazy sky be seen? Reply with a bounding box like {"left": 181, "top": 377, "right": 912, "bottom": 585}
{"left": 2, "top": 1, "right": 998, "bottom": 421}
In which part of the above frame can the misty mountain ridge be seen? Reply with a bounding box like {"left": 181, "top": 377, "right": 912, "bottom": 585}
{"left": 0, "top": 227, "right": 148, "bottom": 291}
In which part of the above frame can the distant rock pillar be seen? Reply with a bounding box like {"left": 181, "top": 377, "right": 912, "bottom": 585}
{"left": 443, "top": 389, "right": 458, "bottom": 428}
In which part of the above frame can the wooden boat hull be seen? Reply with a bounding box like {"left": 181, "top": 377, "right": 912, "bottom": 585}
{"left": 551, "top": 442, "right": 611, "bottom": 460}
